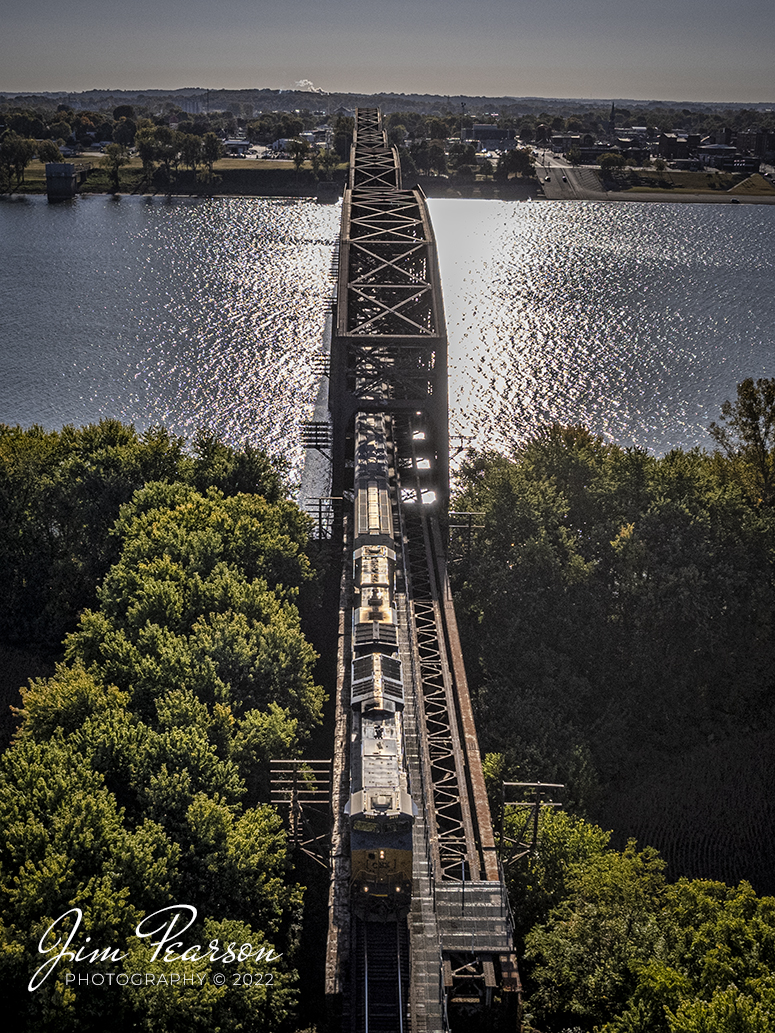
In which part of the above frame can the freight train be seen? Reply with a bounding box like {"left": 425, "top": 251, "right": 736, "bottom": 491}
{"left": 346, "top": 412, "right": 415, "bottom": 915}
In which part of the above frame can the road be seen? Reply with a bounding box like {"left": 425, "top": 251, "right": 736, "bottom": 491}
{"left": 534, "top": 152, "right": 607, "bottom": 200}
{"left": 532, "top": 152, "right": 775, "bottom": 204}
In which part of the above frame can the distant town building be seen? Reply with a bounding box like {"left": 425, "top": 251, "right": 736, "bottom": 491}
{"left": 659, "top": 133, "right": 689, "bottom": 160}
{"left": 223, "top": 139, "right": 250, "bottom": 156}
{"left": 462, "top": 125, "right": 516, "bottom": 150}
{"left": 550, "top": 134, "right": 579, "bottom": 153}
{"left": 697, "top": 143, "right": 738, "bottom": 167}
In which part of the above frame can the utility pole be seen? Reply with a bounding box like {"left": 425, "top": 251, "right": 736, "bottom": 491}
{"left": 499, "top": 782, "right": 565, "bottom": 865}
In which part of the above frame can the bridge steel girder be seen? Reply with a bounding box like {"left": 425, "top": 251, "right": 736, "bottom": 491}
{"left": 325, "top": 108, "right": 520, "bottom": 1032}
{"left": 330, "top": 111, "right": 449, "bottom": 508}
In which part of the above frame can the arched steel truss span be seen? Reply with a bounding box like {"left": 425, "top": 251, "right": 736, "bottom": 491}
{"left": 329, "top": 109, "right": 449, "bottom": 507}
{"left": 325, "top": 110, "right": 521, "bottom": 1033}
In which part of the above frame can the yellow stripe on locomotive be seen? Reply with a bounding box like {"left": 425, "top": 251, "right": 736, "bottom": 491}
{"left": 352, "top": 544, "right": 397, "bottom": 630}
{"left": 347, "top": 707, "right": 415, "bottom": 912}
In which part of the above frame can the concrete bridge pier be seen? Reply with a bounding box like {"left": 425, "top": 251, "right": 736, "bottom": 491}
{"left": 45, "top": 162, "right": 91, "bottom": 201}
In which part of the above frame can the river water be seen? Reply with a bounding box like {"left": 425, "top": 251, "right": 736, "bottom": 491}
{"left": 1, "top": 194, "right": 774, "bottom": 476}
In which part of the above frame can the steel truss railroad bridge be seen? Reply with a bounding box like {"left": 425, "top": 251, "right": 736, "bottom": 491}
{"left": 319, "top": 111, "right": 521, "bottom": 1033}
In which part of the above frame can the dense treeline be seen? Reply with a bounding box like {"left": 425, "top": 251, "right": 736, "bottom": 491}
{"left": 5, "top": 94, "right": 770, "bottom": 194}
{"left": 0, "top": 420, "right": 287, "bottom": 647}
{"left": 459, "top": 380, "right": 775, "bottom": 1031}
{"left": 4, "top": 96, "right": 771, "bottom": 158}
{"left": 452, "top": 379, "right": 775, "bottom": 805}
{"left": 504, "top": 809, "right": 775, "bottom": 1033}
{"left": 0, "top": 421, "right": 322, "bottom": 1030}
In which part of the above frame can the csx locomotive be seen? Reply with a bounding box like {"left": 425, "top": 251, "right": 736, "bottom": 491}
{"left": 347, "top": 412, "right": 415, "bottom": 915}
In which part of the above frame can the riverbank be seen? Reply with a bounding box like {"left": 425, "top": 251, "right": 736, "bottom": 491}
{"left": 13, "top": 155, "right": 350, "bottom": 198}
{"left": 11, "top": 156, "right": 775, "bottom": 203}
{"left": 541, "top": 163, "right": 775, "bottom": 204}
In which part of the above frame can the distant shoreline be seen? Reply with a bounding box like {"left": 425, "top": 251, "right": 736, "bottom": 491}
{"left": 10, "top": 164, "right": 775, "bottom": 204}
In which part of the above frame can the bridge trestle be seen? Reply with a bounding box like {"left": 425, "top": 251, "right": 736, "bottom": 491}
{"left": 330, "top": 111, "right": 448, "bottom": 508}
{"left": 325, "top": 109, "right": 520, "bottom": 1033}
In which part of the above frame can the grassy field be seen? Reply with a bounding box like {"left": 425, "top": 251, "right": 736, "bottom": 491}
{"left": 728, "top": 172, "right": 775, "bottom": 195}
{"left": 15, "top": 157, "right": 775, "bottom": 199}
{"left": 14, "top": 155, "right": 346, "bottom": 196}
{"left": 606, "top": 167, "right": 775, "bottom": 195}
{"left": 596, "top": 726, "right": 775, "bottom": 895}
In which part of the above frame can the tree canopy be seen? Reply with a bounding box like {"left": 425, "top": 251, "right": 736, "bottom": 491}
{"left": 0, "top": 420, "right": 288, "bottom": 647}
{"left": 509, "top": 809, "right": 775, "bottom": 1033}
{"left": 453, "top": 418, "right": 775, "bottom": 802}
{"left": 455, "top": 382, "right": 775, "bottom": 1025}
{"left": 0, "top": 422, "right": 320, "bottom": 1030}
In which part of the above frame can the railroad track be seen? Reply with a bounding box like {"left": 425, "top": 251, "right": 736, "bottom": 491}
{"left": 353, "top": 918, "right": 410, "bottom": 1033}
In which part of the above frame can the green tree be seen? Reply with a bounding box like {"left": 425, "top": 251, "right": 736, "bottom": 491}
{"left": 0, "top": 734, "right": 178, "bottom": 1030}
{"left": 63, "top": 482, "right": 320, "bottom": 729}
{"left": 0, "top": 421, "right": 289, "bottom": 646}
{"left": 245, "top": 118, "right": 267, "bottom": 143}
{"left": 495, "top": 147, "right": 536, "bottom": 180}
{"left": 0, "top": 421, "right": 185, "bottom": 644}
{"left": 599, "top": 151, "right": 626, "bottom": 170}
{"left": 387, "top": 123, "right": 407, "bottom": 147}
{"left": 410, "top": 138, "right": 430, "bottom": 174}
{"left": 1, "top": 436, "right": 318, "bottom": 1030}
{"left": 452, "top": 421, "right": 775, "bottom": 795}
{"left": 318, "top": 147, "right": 340, "bottom": 181}
{"left": 48, "top": 119, "right": 72, "bottom": 142}
{"left": 602, "top": 879, "right": 775, "bottom": 1033}
{"left": 333, "top": 115, "right": 354, "bottom": 160}
{"left": 398, "top": 146, "right": 418, "bottom": 179}
{"left": 499, "top": 807, "right": 775, "bottom": 1031}
{"left": 277, "top": 114, "right": 303, "bottom": 140}
{"left": 14, "top": 661, "right": 129, "bottom": 740}
{"left": 72, "top": 114, "right": 94, "bottom": 144}
{"left": 505, "top": 808, "right": 611, "bottom": 939}
{"left": 448, "top": 141, "right": 477, "bottom": 170}
{"left": 111, "top": 117, "right": 136, "bottom": 148}
{"left": 287, "top": 138, "right": 309, "bottom": 179}
{"left": 667, "top": 986, "right": 775, "bottom": 1033}
{"left": 8, "top": 112, "right": 42, "bottom": 137}
{"left": 179, "top": 132, "right": 202, "bottom": 175}
{"left": 94, "top": 120, "right": 114, "bottom": 143}
{"left": 454, "top": 163, "right": 477, "bottom": 183}
{"left": 101, "top": 142, "right": 129, "bottom": 192}
{"left": 0, "top": 132, "right": 35, "bottom": 190}
{"left": 36, "top": 139, "right": 62, "bottom": 165}
{"left": 134, "top": 125, "right": 158, "bottom": 184}
{"left": 709, "top": 377, "right": 775, "bottom": 506}
{"left": 525, "top": 841, "right": 667, "bottom": 1026}
{"left": 309, "top": 144, "right": 321, "bottom": 178}
{"left": 153, "top": 124, "right": 180, "bottom": 191}
{"left": 428, "top": 141, "right": 447, "bottom": 175}
{"left": 202, "top": 132, "right": 223, "bottom": 187}
{"left": 423, "top": 117, "right": 449, "bottom": 141}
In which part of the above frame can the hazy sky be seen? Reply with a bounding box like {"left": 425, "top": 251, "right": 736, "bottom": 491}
{"left": 3, "top": 0, "right": 773, "bottom": 104}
